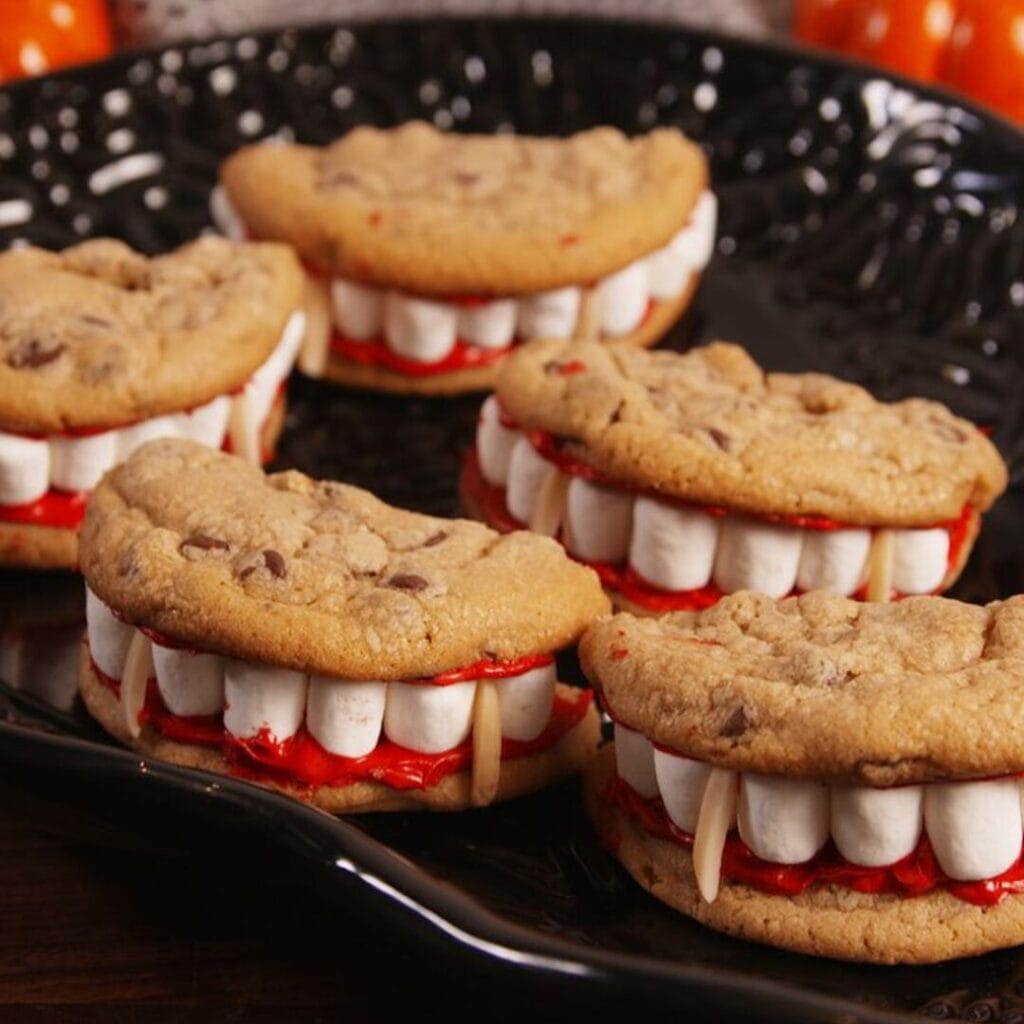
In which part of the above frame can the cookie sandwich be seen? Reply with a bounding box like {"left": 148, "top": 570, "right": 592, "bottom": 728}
{"left": 583, "top": 591, "right": 1024, "bottom": 964}
{"left": 464, "top": 340, "right": 1006, "bottom": 612}
{"left": 79, "top": 439, "right": 609, "bottom": 812}
{"left": 0, "top": 237, "right": 305, "bottom": 569}
{"left": 212, "top": 121, "right": 714, "bottom": 394}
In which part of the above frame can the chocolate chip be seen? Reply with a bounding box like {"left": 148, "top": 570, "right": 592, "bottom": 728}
{"left": 422, "top": 531, "right": 447, "bottom": 548}
{"left": 239, "top": 565, "right": 257, "bottom": 581}
{"left": 181, "top": 534, "right": 229, "bottom": 553}
{"left": 7, "top": 339, "right": 65, "bottom": 368}
{"left": 707, "top": 427, "right": 732, "bottom": 452}
{"left": 609, "top": 401, "right": 624, "bottom": 425}
{"left": 323, "top": 169, "right": 360, "bottom": 187}
{"left": 80, "top": 314, "right": 114, "bottom": 328}
{"left": 388, "top": 573, "right": 429, "bottom": 591}
{"left": 720, "top": 706, "right": 749, "bottom": 738}
{"left": 453, "top": 171, "right": 479, "bottom": 186}
{"left": 263, "top": 549, "right": 286, "bottom": 578}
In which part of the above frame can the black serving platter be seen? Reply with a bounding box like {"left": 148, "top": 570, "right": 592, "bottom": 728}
{"left": 3, "top": 16, "right": 1024, "bottom": 1020}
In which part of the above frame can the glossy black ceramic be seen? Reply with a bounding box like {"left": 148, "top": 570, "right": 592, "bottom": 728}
{"left": 2, "top": 17, "right": 1024, "bottom": 1021}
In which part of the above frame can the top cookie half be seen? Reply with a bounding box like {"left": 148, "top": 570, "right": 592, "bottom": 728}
{"left": 80, "top": 439, "right": 610, "bottom": 680}
{"left": 219, "top": 122, "right": 707, "bottom": 295}
{"left": 0, "top": 237, "right": 303, "bottom": 433}
{"left": 494, "top": 339, "right": 1006, "bottom": 526}
{"left": 582, "top": 590, "right": 1024, "bottom": 785}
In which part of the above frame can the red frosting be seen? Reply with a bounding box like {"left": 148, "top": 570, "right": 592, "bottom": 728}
{"left": 0, "top": 489, "right": 88, "bottom": 529}
{"left": 331, "top": 333, "right": 510, "bottom": 377}
{"left": 90, "top": 653, "right": 588, "bottom": 792}
{"left": 607, "top": 775, "right": 1024, "bottom": 907}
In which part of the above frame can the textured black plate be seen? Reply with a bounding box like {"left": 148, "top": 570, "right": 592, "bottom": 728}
{"left": 3, "top": 16, "right": 1024, "bottom": 1020}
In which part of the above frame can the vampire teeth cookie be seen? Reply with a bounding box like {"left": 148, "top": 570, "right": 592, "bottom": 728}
{"left": 582, "top": 590, "right": 1024, "bottom": 964}
{"left": 78, "top": 438, "right": 609, "bottom": 812}
{"left": 0, "top": 237, "right": 305, "bottom": 570}
{"left": 463, "top": 339, "right": 1007, "bottom": 613}
{"left": 212, "top": 121, "right": 714, "bottom": 395}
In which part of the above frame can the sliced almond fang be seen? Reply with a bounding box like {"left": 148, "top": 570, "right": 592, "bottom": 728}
{"left": 867, "top": 528, "right": 894, "bottom": 603}
{"left": 120, "top": 630, "right": 153, "bottom": 740}
{"left": 298, "top": 276, "right": 331, "bottom": 377}
{"left": 692, "top": 767, "right": 738, "bottom": 904}
{"left": 529, "top": 466, "right": 569, "bottom": 537}
{"left": 572, "top": 287, "right": 599, "bottom": 342}
{"left": 228, "top": 389, "right": 260, "bottom": 466}
{"left": 471, "top": 681, "right": 502, "bottom": 807}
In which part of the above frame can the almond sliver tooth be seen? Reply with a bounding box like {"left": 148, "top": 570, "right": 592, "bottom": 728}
{"left": 692, "top": 767, "right": 738, "bottom": 904}
{"left": 529, "top": 466, "right": 569, "bottom": 537}
{"left": 298, "top": 276, "right": 332, "bottom": 377}
{"left": 471, "top": 680, "right": 502, "bottom": 807}
{"left": 572, "top": 286, "right": 600, "bottom": 342}
{"left": 867, "top": 528, "right": 894, "bottom": 603}
{"left": 120, "top": 630, "right": 153, "bottom": 740}
{"left": 228, "top": 389, "right": 260, "bottom": 466}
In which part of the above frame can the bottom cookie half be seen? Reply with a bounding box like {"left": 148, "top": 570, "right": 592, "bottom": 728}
{"left": 80, "top": 650, "right": 601, "bottom": 813}
{"left": 584, "top": 745, "right": 1024, "bottom": 964}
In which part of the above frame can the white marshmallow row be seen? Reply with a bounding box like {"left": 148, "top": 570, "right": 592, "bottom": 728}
{"left": 0, "top": 312, "right": 305, "bottom": 507}
{"left": 210, "top": 185, "right": 716, "bottom": 365}
{"left": 477, "top": 398, "right": 951, "bottom": 598}
{"left": 86, "top": 588, "right": 557, "bottom": 757}
{"left": 616, "top": 723, "right": 1024, "bottom": 883}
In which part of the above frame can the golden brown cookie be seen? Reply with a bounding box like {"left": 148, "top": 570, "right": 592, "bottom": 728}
{"left": 215, "top": 122, "right": 714, "bottom": 394}
{"left": 79, "top": 438, "right": 609, "bottom": 812}
{"left": 0, "top": 237, "right": 304, "bottom": 571}
{"left": 466, "top": 340, "right": 1006, "bottom": 613}
{"left": 582, "top": 593, "right": 1024, "bottom": 963}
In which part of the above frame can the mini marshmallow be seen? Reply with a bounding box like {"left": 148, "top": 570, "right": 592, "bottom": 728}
{"left": 178, "top": 395, "right": 231, "bottom": 448}
{"left": 615, "top": 723, "right": 659, "bottom": 799}
{"left": 831, "top": 784, "right": 923, "bottom": 867}
{"left": 209, "top": 184, "right": 246, "bottom": 241}
{"left": 306, "top": 676, "right": 387, "bottom": 758}
{"left": 476, "top": 395, "right": 521, "bottom": 488}
{"left": 797, "top": 528, "right": 871, "bottom": 596}
{"left": 924, "top": 778, "right": 1023, "bottom": 881}
{"left": 223, "top": 659, "right": 308, "bottom": 744}
{"left": 596, "top": 259, "right": 649, "bottom": 337}
{"left": 115, "top": 415, "right": 180, "bottom": 460}
{"left": 654, "top": 748, "right": 711, "bottom": 833}
{"left": 564, "top": 477, "right": 633, "bottom": 563}
{"left": 516, "top": 286, "right": 581, "bottom": 341}
{"left": 49, "top": 431, "right": 118, "bottom": 492}
{"left": 629, "top": 497, "right": 719, "bottom": 591}
{"left": 714, "top": 517, "right": 804, "bottom": 598}
{"left": 457, "top": 299, "right": 517, "bottom": 350}
{"left": 152, "top": 643, "right": 225, "bottom": 717}
{"left": 891, "top": 528, "right": 950, "bottom": 595}
{"left": 497, "top": 662, "right": 556, "bottom": 742}
{"left": 505, "top": 437, "right": 554, "bottom": 525}
{"left": 85, "top": 586, "right": 134, "bottom": 680}
{"left": 383, "top": 293, "right": 457, "bottom": 363}
{"left": 0, "top": 432, "right": 50, "bottom": 505}
{"left": 738, "top": 774, "right": 830, "bottom": 864}
{"left": 644, "top": 233, "right": 693, "bottom": 301}
{"left": 383, "top": 680, "right": 476, "bottom": 754}
{"left": 331, "top": 279, "right": 384, "bottom": 341}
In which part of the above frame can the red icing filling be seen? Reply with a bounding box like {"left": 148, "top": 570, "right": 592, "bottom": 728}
{"left": 607, "top": 775, "right": 1024, "bottom": 907}
{"left": 331, "top": 333, "right": 511, "bottom": 377}
{"left": 90, "top": 654, "right": 587, "bottom": 792}
{"left": 462, "top": 438, "right": 978, "bottom": 612}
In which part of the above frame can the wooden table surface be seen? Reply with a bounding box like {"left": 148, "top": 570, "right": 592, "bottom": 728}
{"left": 0, "top": 799, "right": 633, "bottom": 1020}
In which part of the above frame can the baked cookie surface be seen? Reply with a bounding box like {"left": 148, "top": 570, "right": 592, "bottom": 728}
{"left": 221, "top": 122, "right": 707, "bottom": 295}
{"left": 82, "top": 438, "right": 610, "bottom": 680}
{"left": 0, "top": 237, "right": 303, "bottom": 432}
{"left": 495, "top": 339, "right": 1006, "bottom": 527}
{"left": 583, "top": 590, "right": 1024, "bottom": 785}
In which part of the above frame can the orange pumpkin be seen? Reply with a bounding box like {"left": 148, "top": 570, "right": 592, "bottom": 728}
{"left": 0, "top": 0, "right": 113, "bottom": 84}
